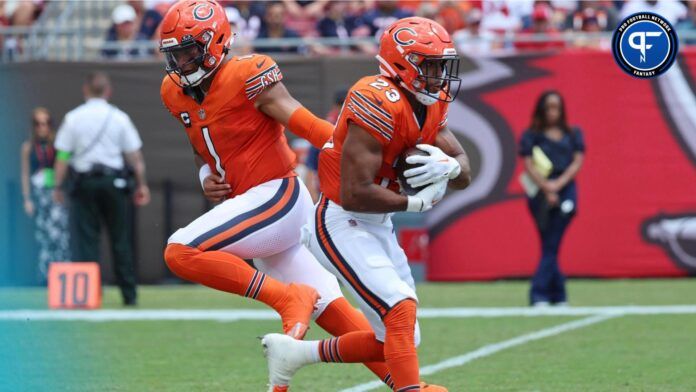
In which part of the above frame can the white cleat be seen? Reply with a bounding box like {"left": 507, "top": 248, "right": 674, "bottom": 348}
{"left": 261, "top": 333, "right": 312, "bottom": 391}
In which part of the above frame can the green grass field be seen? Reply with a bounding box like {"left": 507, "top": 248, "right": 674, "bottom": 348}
{"left": 1, "top": 279, "right": 695, "bottom": 391}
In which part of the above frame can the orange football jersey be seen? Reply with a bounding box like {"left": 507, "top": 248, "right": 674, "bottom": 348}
{"left": 319, "top": 75, "right": 448, "bottom": 205}
{"left": 161, "top": 54, "right": 296, "bottom": 197}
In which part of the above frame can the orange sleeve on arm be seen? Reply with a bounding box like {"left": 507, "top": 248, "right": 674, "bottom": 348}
{"left": 288, "top": 106, "right": 334, "bottom": 149}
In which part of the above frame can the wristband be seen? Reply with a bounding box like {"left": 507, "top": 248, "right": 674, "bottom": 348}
{"left": 56, "top": 150, "right": 71, "bottom": 162}
{"left": 198, "top": 164, "right": 212, "bottom": 189}
{"left": 288, "top": 106, "right": 333, "bottom": 149}
{"left": 406, "top": 196, "right": 424, "bottom": 212}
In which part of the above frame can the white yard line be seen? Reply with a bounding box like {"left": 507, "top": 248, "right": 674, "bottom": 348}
{"left": 2, "top": 306, "right": 692, "bottom": 391}
{"left": 417, "top": 305, "right": 696, "bottom": 317}
{"left": 0, "top": 309, "right": 280, "bottom": 322}
{"left": 1, "top": 305, "right": 695, "bottom": 322}
{"left": 340, "top": 313, "right": 620, "bottom": 392}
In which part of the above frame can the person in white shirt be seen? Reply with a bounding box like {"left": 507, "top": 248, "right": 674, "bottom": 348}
{"left": 620, "top": 0, "right": 688, "bottom": 25}
{"left": 53, "top": 72, "right": 150, "bottom": 306}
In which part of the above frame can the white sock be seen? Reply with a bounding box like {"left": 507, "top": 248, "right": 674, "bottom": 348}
{"left": 295, "top": 339, "right": 321, "bottom": 364}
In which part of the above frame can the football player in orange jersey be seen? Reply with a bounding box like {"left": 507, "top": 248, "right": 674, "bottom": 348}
{"left": 262, "top": 17, "right": 471, "bottom": 391}
{"left": 159, "top": 1, "right": 397, "bottom": 390}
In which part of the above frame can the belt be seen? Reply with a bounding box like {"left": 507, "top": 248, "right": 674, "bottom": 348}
{"left": 327, "top": 198, "right": 394, "bottom": 224}
{"left": 82, "top": 164, "right": 121, "bottom": 178}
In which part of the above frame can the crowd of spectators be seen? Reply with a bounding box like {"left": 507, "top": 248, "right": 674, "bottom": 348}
{"left": 104, "top": 0, "right": 696, "bottom": 56}
{"left": 0, "top": 0, "right": 44, "bottom": 27}
{"left": 0, "top": 0, "right": 45, "bottom": 59}
{"left": 2, "top": 0, "right": 696, "bottom": 60}
{"left": 102, "top": 1, "right": 164, "bottom": 59}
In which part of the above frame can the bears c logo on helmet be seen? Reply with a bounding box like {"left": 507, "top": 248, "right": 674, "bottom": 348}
{"left": 193, "top": 4, "right": 214, "bottom": 21}
{"left": 393, "top": 27, "right": 417, "bottom": 46}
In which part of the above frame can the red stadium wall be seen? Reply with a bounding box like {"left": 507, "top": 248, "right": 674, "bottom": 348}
{"left": 428, "top": 49, "right": 696, "bottom": 280}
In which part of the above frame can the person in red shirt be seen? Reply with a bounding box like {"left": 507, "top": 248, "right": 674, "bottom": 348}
{"left": 515, "top": 3, "right": 566, "bottom": 51}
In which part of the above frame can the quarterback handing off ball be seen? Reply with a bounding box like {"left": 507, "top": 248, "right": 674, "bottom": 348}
{"left": 396, "top": 147, "right": 430, "bottom": 195}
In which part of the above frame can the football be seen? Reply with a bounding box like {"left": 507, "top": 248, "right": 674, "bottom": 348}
{"left": 395, "top": 146, "right": 430, "bottom": 196}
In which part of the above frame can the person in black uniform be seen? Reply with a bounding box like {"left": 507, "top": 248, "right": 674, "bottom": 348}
{"left": 53, "top": 72, "right": 150, "bottom": 306}
{"left": 519, "top": 90, "right": 585, "bottom": 307}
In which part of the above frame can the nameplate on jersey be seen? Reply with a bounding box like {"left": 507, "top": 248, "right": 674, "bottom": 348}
{"left": 245, "top": 64, "right": 283, "bottom": 100}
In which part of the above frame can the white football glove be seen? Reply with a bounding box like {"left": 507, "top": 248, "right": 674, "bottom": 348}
{"left": 404, "top": 144, "right": 461, "bottom": 188}
{"left": 406, "top": 178, "right": 448, "bottom": 212}
{"left": 198, "top": 164, "right": 213, "bottom": 189}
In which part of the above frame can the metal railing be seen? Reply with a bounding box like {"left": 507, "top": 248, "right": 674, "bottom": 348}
{"left": 0, "top": 0, "right": 117, "bottom": 62}
{"left": 2, "top": 22, "right": 696, "bottom": 63}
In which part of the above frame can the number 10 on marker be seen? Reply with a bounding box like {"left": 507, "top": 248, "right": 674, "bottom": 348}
{"left": 47, "top": 262, "right": 102, "bottom": 309}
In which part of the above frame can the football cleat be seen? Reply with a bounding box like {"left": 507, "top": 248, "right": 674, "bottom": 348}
{"left": 276, "top": 283, "right": 319, "bottom": 340}
{"left": 420, "top": 381, "right": 449, "bottom": 391}
{"left": 261, "top": 333, "right": 311, "bottom": 391}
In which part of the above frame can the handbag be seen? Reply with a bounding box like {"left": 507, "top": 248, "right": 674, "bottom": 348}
{"left": 519, "top": 146, "right": 554, "bottom": 197}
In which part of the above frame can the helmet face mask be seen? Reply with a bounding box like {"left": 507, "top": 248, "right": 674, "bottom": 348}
{"left": 377, "top": 17, "right": 461, "bottom": 106}
{"left": 409, "top": 54, "right": 461, "bottom": 105}
{"left": 159, "top": 0, "right": 231, "bottom": 88}
{"left": 161, "top": 31, "right": 213, "bottom": 87}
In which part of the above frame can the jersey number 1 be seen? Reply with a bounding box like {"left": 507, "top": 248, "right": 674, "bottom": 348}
{"left": 201, "top": 126, "right": 226, "bottom": 179}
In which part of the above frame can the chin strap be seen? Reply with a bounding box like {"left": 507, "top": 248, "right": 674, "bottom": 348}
{"left": 181, "top": 53, "right": 224, "bottom": 87}
{"left": 414, "top": 91, "right": 438, "bottom": 106}
{"left": 180, "top": 67, "right": 208, "bottom": 87}
{"left": 398, "top": 79, "right": 438, "bottom": 106}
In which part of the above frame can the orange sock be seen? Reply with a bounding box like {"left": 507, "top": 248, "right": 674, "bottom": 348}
{"left": 384, "top": 299, "right": 420, "bottom": 392}
{"left": 318, "top": 332, "right": 384, "bottom": 363}
{"left": 316, "top": 298, "right": 393, "bottom": 388}
{"left": 164, "top": 243, "right": 287, "bottom": 309}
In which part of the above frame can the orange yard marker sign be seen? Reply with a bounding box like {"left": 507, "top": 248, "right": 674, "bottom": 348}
{"left": 48, "top": 263, "right": 102, "bottom": 309}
